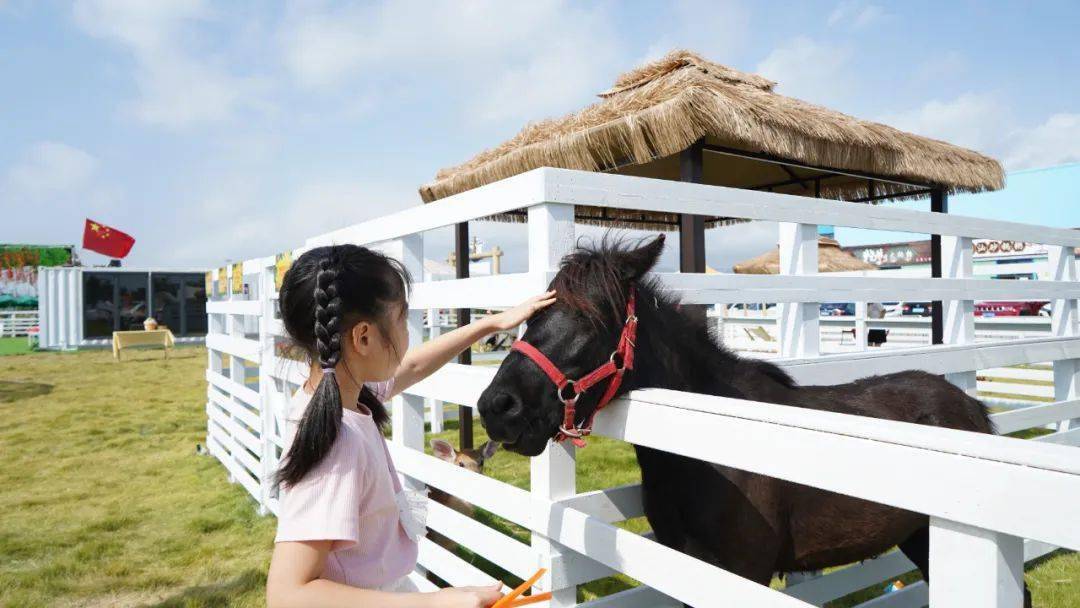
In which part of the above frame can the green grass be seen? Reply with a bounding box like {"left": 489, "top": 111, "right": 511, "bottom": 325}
{"left": 0, "top": 336, "right": 34, "bottom": 356}
{"left": 1, "top": 347, "right": 1077, "bottom": 607}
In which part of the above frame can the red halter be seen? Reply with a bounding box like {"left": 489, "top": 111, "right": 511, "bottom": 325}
{"left": 510, "top": 287, "right": 638, "bottom": 448}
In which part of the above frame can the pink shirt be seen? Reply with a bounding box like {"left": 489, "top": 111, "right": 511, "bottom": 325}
{"left": 274, "top": 380, "right": 418, "bottom": 588}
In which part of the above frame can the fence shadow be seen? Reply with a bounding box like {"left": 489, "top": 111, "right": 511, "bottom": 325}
{"left": 0, "top": 380, "right": 53, "bottom": 403}
{"left": 139, "top": 569, "right": 265, "bottom": 608}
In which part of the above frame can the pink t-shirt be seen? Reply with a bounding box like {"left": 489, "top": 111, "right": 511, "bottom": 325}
{"left": 274, "top": 380, "right": 418, "bottom": 588}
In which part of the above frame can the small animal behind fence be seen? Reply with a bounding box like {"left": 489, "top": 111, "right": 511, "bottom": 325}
{"left": 427, "top": 438, "right": 499, "bottom": 580}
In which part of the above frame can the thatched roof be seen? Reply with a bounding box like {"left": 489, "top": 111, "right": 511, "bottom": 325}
{"left": 420, "top": 50, "right": 1004, "bottom": 229}
{"left": 732, "top": 237, "right": 878, "bottom": 274}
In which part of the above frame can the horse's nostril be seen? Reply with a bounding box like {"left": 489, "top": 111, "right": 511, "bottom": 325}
{"left": 486, "top": 392, "right": 521, "bottom": 417}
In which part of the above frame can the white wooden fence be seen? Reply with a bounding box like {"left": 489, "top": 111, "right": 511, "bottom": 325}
{"left": 205, "top": 168, "right": 1080, "bottom": 607}
{"left": 0, "top": 309, "right": 37, "bottom": 337}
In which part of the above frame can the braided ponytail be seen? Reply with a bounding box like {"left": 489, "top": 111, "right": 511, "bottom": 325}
{"left": 276, "top": 244, "right": 410, "bottom": 487}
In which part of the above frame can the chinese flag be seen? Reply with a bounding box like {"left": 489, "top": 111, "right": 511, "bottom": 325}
{"left": 82, "top": 219, "right": 136, "bottom": 259}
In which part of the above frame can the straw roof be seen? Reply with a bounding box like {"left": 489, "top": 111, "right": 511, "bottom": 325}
{"left": 420, "top": 50, "right": 1004, "bottom": 229}
{"left": 732, "top": 237, "right": 878, "bottom": 274}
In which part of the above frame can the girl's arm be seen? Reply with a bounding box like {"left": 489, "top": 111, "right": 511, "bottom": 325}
{"left": 390, "top": 291, "right": 556, "bottom": 397}
{"left": 267, "top": 540, "right": 502, "bottom": 608}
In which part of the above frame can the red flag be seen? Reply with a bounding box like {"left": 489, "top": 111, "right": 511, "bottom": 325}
{"left": 82, "top": 219, "right": 135, "bottom": 259}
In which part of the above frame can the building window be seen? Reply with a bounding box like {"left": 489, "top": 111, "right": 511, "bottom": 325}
{"left": 182, "top": 275, "right": 207, "bottom": 336}
{"left": 152, "top": 274, "right": 183, "bottom": 333}
{"left": 83, "top": 274, "right": 117, "bottom": 338}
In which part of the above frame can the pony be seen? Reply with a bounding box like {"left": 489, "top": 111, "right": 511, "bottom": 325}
{"left": 476, "top": 235, "right": 1024, "bottom": 605}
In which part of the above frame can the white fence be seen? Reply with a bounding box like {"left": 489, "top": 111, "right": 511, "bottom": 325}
{"left": 0, "top": 309, "right": 37, "bottom": 337}
{"left": 205, "top": 168, "right": 1080, "bottom": 607}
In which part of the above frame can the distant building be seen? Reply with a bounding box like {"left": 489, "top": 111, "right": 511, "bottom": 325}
{"left": 843, "top": 238, "right": 1066, "bottom": 280}
{"left": 37, "top": 266, "right": 208, "bottom": 350}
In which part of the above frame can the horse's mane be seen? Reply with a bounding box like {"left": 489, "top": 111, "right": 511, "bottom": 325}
{"left": 551, "top": 236, "right": 652, "bottom": 328}
{"left": 552, "top": 235, "right": 797, "bottom": 390}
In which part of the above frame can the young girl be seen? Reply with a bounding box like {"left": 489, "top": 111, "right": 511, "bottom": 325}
{"left": 266, "top": 244, "right": 555, "bottom": 608}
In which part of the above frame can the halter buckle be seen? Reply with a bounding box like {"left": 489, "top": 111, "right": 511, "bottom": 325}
{"left": 609, "top": 350, "right": 627, "bottom": 371}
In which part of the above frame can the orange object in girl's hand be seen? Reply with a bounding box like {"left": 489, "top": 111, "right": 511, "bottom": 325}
{"left": 492, "top": 568, "right": 550, "bottom": 608}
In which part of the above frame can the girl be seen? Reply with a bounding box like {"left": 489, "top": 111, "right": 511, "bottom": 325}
{"left": 266, "top": 244, "right": 555, "bottom": 608}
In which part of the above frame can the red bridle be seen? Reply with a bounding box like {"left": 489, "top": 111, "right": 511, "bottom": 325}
{"left": 510, "top": 287, "right": 638, "bottom": 448}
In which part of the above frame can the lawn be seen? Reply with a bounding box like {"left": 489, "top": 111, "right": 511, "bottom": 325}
{"left": 1, "top": 347, "right": 1076, "bottom": 607}
{"left": 0, "top": 336, "right": 34, "bottom": 356}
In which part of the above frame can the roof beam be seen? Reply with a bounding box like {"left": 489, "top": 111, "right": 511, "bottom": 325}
{"left": 701, "top": 144, "right": 933, "bottom": 192}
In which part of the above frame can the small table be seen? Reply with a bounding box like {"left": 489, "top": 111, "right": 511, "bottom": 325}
{"left": 112, "top": 329, "right": 175, "bottom": 360}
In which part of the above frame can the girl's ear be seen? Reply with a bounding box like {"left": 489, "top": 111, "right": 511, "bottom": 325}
{"left": 430, "top": 439, "right": 456, "bottom": 462}
{"left": 350, "top": 321, "right": 373, "bottom": 355}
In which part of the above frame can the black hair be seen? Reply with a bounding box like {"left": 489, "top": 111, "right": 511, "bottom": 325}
{"left": 276, "top": 244, "right": 410, "bottom": 487}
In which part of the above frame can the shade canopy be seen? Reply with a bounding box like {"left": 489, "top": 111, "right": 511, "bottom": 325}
{"left": 420, "top": 50, "right": 1004, "bottom": 229}
{"left": 732, "top": 237, "right": 877, "bottom": 274}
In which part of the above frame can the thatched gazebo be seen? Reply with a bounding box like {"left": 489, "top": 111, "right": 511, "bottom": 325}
{"left": 732, "top": 237, "right": 877, "bottom": 274}
{"left": 421, "top": 50, "right": 1004, "bottom": 446}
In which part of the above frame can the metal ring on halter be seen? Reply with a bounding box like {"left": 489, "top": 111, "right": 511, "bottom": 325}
{"left": 609, "top": 350, "right": 626, "bottom": 371}
{"left": 625, "top": 314, "right": 638, "bottom": 323}
{"left": 557, "top": 380, "right": 577, "bottom": 404}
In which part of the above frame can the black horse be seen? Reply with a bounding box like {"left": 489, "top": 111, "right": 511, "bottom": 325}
{"left": 477, "top": 235, "right": 1017, "bottom": 604}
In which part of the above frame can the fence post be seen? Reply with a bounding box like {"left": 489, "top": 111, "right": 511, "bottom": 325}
{"left": 1049, "top": 245, "right": 1080, "bottom": 431}
{"left": 426, "top": 307, "right": 445, "bottom": 433}
{"left": 393, "top": 235, "right": 427, "bottom": 481}
{"left": 778, "top": 223, "right": 819, "bottom": 357}
{"left": 942, "top": 236, "right": 977, "bottom": 393}
{"left": 929, "top": 517, "right": 1024, "bottom": 607}
{"left": 258, "top": 261, "right": 275, "bottom": 515}
{"left": 528, "top": 202, "right": 577, "bottom": 607}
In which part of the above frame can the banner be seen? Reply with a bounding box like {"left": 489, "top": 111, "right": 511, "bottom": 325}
{"left": 275, "top": 251, "right": 292, "bottom": 291}
{"left": 205, "top": 271, "right": 213, "bottom": 297}
{"left": 218, "top": 267, "right": 227, "bottom": 295}
{"left": 1, "top": 245, "right": 74, "bottom": 308}
{"left": 232, "top": 262, "right": 243, "bottom": 295}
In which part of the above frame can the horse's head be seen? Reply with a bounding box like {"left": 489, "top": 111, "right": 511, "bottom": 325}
{"left": 478, "top": 235, "right": 666, "bottom": 456}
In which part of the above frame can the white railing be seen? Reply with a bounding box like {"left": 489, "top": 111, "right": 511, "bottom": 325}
{"left": 206, "top": 168, "right": 1080, "bottom": 607}
{"left": 0, "top": 309, "right": 38, "bottom": 337}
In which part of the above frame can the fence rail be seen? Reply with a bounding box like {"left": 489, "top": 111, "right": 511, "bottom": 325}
{"left": 206, "top": 168, "right": 1079, "bottom": 607}
{"left": 0, "top": 309, "right": 37, "bottom": 337}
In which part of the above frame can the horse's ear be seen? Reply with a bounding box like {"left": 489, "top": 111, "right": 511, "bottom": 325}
{"left": 618, "top": 234, "right": 665, "bottom": 281}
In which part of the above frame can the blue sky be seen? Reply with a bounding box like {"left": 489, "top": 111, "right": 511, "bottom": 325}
{"left": 2, "top": 1, "right": 1080, "bottom": 272}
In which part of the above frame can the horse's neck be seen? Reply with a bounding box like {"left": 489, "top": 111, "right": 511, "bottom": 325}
{"left": 632, "top": 300, "right": 737, "bottom": 394}
{"left": 632, "top": 296, "right": 792, "bottom": 399}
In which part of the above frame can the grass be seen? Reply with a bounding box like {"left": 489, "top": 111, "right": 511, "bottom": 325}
{"left": 1, "top": 347, "right": 1077, "bottom": 607}
{"left": 0, "top": 336, "right": 34, "bottom": 356}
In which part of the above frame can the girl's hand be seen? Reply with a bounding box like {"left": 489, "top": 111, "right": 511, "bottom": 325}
{"left": 486, "top": 290, "right": 557, "bottom": 331}
{"left": 432, "top": 584, "right": 504, "bottom": 608}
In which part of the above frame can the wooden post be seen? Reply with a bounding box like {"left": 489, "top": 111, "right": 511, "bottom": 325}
{"left": 778, "top": 223, "right": 820, "bottom": 357}
{"left": 257, "top": 261, "right": 275, "bottom": 515}
{"left": 854, "top": 301, "right": 868, "bottom": 352}
{"left": 943, "top": 236, "right": 977, "bottom": 394}
{"left": 931, "top": 188, "right": 948, "bottom": 344}
{"left": 426, "top": 308, "right": 445, "bottom": 433}
{"left": 929, "top": 517, "right": 1024, "bottom": 607}
{"left": 1049, "top": 245, "right": 1080, "bottom": 431}
{"left": 455, "top": 222, "right": 474, "bottom": 449}
{"left": 679, "top": 140, "right": 708, "bottom": 326}
{"left": 528, "top": 202, "right": 577, "bottom": 607}
{"left": 394, "top": 235, "right": 426, "bottom": 487}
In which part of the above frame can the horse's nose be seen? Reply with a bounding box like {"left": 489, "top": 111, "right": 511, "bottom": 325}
{"left": 479, "top": 391, "right": 522, "bottom": 420}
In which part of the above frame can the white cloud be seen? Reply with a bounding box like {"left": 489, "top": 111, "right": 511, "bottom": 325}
{"left": 881, "top": 92, "right": 1009, "bottom": 155}
{"left": 3, "top": 142, "right": 98, "bottom": 199}
{"left": 1004, "top": 113, "right": 1080, "bottom": 170}
{"left": 280, "top": 0, "right": 623, "bottom": 125}
{"left": 827, "top": 1, "right": 888, "bottom": 29}
{"left": 756, "top": 37, "right": 853, "bottom": 107}
{"left": 882, "top": 93, "right": 1080, "bottom": 170}
{"left": 72, "top": 0, "right": 266, "bottom": 128}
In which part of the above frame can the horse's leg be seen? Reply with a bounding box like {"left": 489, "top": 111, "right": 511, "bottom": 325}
{"left": 899, "top": 526, "right": 1031, "bottom": 608}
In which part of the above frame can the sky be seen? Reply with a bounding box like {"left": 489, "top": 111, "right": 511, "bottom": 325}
{"left": 3, "top": 0, "right": 1080, "bottom": 273}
